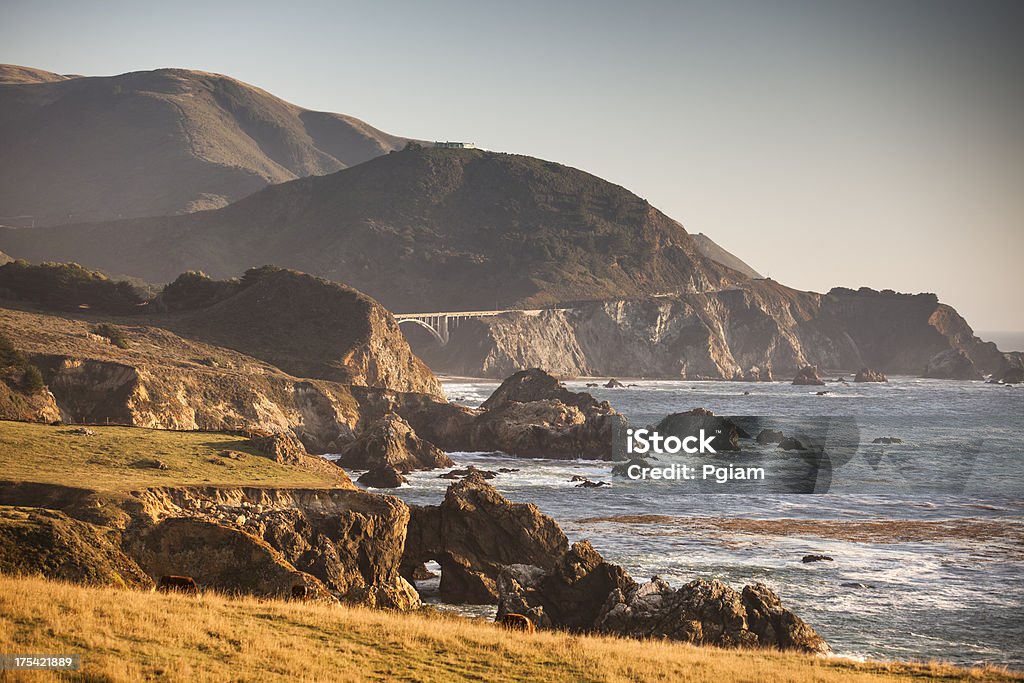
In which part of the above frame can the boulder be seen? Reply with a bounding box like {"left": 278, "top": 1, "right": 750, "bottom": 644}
{"left": 438, "top": 466, "right": 497, "bottom": 480}
{"left": 755, "top": 429, "right": 785, "bottom": 445}
{"left": 802, "top": 554, "right": 833, "bottom": 563}
{"left": 402, "top": 473, "right": 569, "bottom": 603}
{"left": 854, "top": 368, "right": 887, "bottom": 383}
{"left": 792, "top": 366, "right": 825, "bottom": 386}
{"left": 251, "top": 432, "right": 308, "bottom": 465}
{"left": 468, "top": 369, "right": 627, "bottom": 460}
{"left": 741, "top": 366, "right": 773, "bottom": 382}
{"left": 497, "top": 541, "right": 830, "bottom": 654}
{"left": 336, "top": 413, "right": 453, "bottom": 472}
{"left": 923, "top": 349, "right": 982, "bottom": 380}
{"left": 655, "top": 408, "right": 747, "bottom": 452}
{"left": 357, "top": 465, "right": 407, "bottom": 489}
{"left": 604, "top": 379, "right": 625, "bottom": 388}
{"left": 777, "top": 437, "right": 807, "bottom": 451}
{"left": 871, "top": 437, "right": 903, "bottom": 444}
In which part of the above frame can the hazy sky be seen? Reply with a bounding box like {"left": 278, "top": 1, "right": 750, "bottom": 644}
{"left": 2, "top": 0, "right": 1022, "bottom": 330}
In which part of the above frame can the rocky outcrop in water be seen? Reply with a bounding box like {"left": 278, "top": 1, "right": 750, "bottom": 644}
{"left": 463, "top": 369, "right": 626, "bottom": 460}
{"left": 402, "top": 473, "right": 569, "bottom": 603}
{"left": 655, "top": 409, "right": 746, "bottom": 452}
{"left": 923, "top": 349, "right": 983, "bottom": 380}
{"left": 336, "top": 413, "right": 452, "bottom": 473}
{"left": 497, "top": 540, "right": 830, "bottom": 654}
{"left": 792, "top": 366, "right": 826, "bottom": 386}
{"left": 854, "top": 368, "right": 887, "bottom": 382}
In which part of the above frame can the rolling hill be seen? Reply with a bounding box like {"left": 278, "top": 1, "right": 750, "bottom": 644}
{"left": 0, "top": 64, "right": 409, "bottom": 226}
{"left": 0, "top": 145, "right": 742, "bottom": 311}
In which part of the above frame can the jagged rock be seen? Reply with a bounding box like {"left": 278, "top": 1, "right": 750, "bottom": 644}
{"left": 336, "top": 413, "right": 452, "bottom": 473}
{"left": 604, "top": 379, "right": 624, "bottom": 388}
{"left": 467, "top": 369, "right": 627, "bottom": 460}
{"left": 357, "top": 465, "right": 407, "bottom": 489}
{"left": 251, "top": 432, "right": 309, "bottom": 465}
{"left": 854, "top": 368, "right": 887, "bottom": 383}
{"left": 924, "top": 349, "right": 982, "bottom": 380}
{"left": 740, "top": 366, "right": 773, "bottom": 382}
{"left": 655, "top": 408, "right": 746, "bottom": 452}
{"left": 802, "top": 554, "right": 834, "bottom": 563}
{"left": 816, "top": 390, "right": 830, "bottom": 396}
{"left": 871, "top": 437, "right": 903, "bottom": 444}
{"left": 778, "top": 437, "right": 807, "bottom": 451}
{"left": 497, "top": 541, "right": 830, "bottom": 653}
{"left": 0, "top": 506, "right": 152, "bottom": 589}
{"left": 792, "top": 366, "right": 825, "bottom": 386}
{"left": 755, "top": 429, "right": 785, "bottom": 445}
{"left": 575, "top": 480, "right": 610, "bottom": 488}
{"left": 402, "top": 474, "right": 569, "bottom": 603}
{"left": 438, "top": 466, "right": 497, "bottom": 480}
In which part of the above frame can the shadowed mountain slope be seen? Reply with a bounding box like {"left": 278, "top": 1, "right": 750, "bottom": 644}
{"left": 0, "top": 65, "right": 408, "bottom": 226}
{"left": 0, "top": 146, "right": 742, "bottom": 312}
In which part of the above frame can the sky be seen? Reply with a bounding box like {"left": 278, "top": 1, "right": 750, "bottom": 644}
{"left": 2, "top": 0, "right": 1022, "bottom": 330}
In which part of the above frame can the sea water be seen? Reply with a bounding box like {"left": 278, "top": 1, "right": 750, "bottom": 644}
{"left": 373, "top": 377, "right": 1023, "bottom": 668}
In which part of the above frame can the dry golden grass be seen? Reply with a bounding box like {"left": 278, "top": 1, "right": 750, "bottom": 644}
{"left": 0, "top": 574, "right": 1017, "bottom": 683}
{"left": 0, "top": 420, "right": 346, "bottom": 492}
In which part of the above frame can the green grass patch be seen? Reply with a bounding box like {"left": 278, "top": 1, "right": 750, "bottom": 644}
{"left": 0, "top": 420, "right": 344, "bottom": 491}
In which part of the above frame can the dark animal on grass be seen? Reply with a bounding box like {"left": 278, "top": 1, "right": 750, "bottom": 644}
{"left": 158, "top": 575, "right": 199, "bottom": 594}
{"left": 500, "top": 613, "right": 535, "bottom": 632}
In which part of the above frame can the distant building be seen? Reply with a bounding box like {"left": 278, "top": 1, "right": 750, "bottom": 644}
{"left": 432, "top": 141, "right": 475, "bottom": 149}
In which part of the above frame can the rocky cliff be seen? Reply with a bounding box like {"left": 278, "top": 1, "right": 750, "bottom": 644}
{"left": 418, "top": 282, "right": 1022, "bottom": 379}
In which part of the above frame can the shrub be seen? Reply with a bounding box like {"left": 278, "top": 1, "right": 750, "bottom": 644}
{"left": 93, "top": 323, "right": 130, "bottom": 349}
{"left": 0, "top": 333, "right": 21, "bottom": 367}
{"left": 21, "top": 365, "right": 45, "bottom": 393}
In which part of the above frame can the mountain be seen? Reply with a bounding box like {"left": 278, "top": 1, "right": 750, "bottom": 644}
{"left": 0, "top": 146, "right": 743, "bottom": 311}
{"left": 0, "top": 65, "right": 409, "bottom": 226}
{"left": 691, "top": 233, "right": 762, "bottom": 279}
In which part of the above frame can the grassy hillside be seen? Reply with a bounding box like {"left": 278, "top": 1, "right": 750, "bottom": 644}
{"left": 0, "top": 421, "right": 347, "bottom": 491}
{"left": 0, "top": 575, "right": 1013, "bottom": 683}
{"left": 0, "top": 65, "right": 408, "bottom": 226}
{"left": 0, "top": 146, "right": 741, "bottom": 311}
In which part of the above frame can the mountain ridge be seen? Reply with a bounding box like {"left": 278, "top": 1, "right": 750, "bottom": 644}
{"left": 0, "top": 65, "right": 409, "bottom": 226}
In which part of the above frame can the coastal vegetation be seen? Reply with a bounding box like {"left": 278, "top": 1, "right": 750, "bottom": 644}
{"left": 0, "top": 574, "right": 1016, "bottom": 683}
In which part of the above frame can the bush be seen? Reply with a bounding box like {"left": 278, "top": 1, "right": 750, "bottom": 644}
{"left": 93, "top": 323, "right": 130, "bottom": 349}
{"left": 21, "top": 365, "right": 45, "bottom": 393}
{"left": 0, "top": 334, "right": 21, "bottom": 367}
{"left": 0, "top": 261, "right": 147, "bottom": 314}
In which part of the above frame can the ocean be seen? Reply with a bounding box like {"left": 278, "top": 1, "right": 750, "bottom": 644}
{"left": 371, "top": 377, "right": 1024, "bottom": 668}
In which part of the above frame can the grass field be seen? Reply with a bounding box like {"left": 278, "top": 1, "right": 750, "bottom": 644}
{"left": 0, "top": 420, "right": 347, "bottom": 491}
{"left": 0, "top": 574, "right": 1017, "bottom": 683}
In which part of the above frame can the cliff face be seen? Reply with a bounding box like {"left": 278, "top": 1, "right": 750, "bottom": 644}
{"left": 0, "top": 306, "right": 425, "bottom": 452}
{"left": 150, "top": 268, "right": 443, "bottom": 397}
{"left": 417, "top": 283, "right": 1019, "bottom": 379}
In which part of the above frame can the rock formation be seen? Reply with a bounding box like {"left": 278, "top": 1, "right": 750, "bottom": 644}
{"left": 462, "top": 369, "right": 626, "bottom": 460}
{"left": 854, "top": 368, "right": 887, "bottom": 382}
{"left": 336, "top": 413, "right": 452, "bottom": 472}
{"left": 402, "top": 473, "right": 569, "bottom": 603}
{"left": 792, "top": 365, "right": 825, "bottom": 386}
{"left": 357, "top": 465, "right": 408, "bottom": 489}
{"left": 0, "top": 506, "right": 152, "bottom": 589}
{"left": 923, "top": 349, "right": 983, "bottom": 380}
{"left": 497, "top": 540, "right": 830, "bottom": 654}
{"left": 655, "top": 409, "right": 747, "bottom": 452}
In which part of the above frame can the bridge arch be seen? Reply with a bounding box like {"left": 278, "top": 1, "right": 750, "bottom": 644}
{"left": 397, "top": 317, "right": 446, "bottom": 345}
